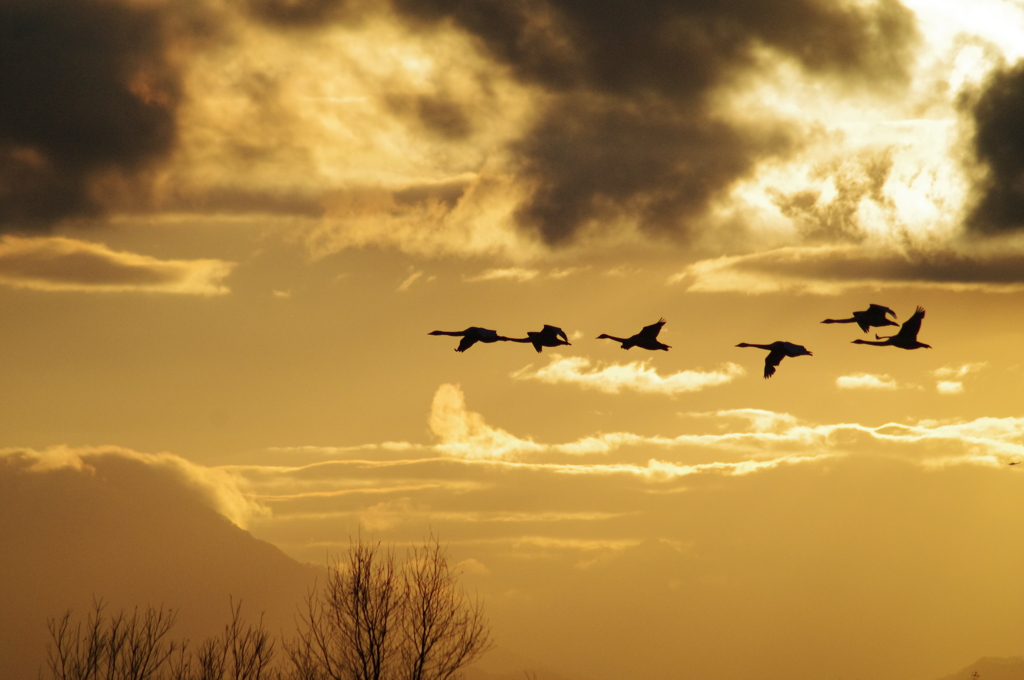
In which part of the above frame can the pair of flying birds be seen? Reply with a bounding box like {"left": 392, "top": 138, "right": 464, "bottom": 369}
{"left": 430, "top": 304, "right": 932, "bottom": 379}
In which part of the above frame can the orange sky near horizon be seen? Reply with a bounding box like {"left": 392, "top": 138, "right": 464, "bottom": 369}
{"left": 1, "top": 0, "right": 1023, "bottom": 679}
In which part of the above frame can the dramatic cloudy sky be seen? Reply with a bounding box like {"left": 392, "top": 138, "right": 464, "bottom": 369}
{"left": 2, "top": 0, "right": 1024, "bottom": 679}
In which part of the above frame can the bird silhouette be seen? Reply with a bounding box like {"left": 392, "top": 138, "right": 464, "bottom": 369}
{"left": 1010, "top": 461, "right": 1021, "bottom": 466}
{"left": 851, "top": 306, "right": 931, "bottom": 349}
{"left": 822, "top": 304, "right": 899, "bottom": 333}
{"left": 428, "top": 327, "right": 513, "bottom": 352}
{"left": 597, "top": 318, "right": 670, "bottom": 351}
{"left": 736, "top": 341, "right": 812, "bottom": 379}
{"left": 508, "top": 325, "right": 571, "bottom": 353}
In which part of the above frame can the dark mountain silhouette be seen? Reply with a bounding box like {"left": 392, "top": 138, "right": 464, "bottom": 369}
{"left": 462, "top": 645, "right": 590, "bottom": 680}
{"left": 0, "top": 453, "right": 318, "bottom": 679}
{"left": 934, "top": 656, "right": 1024, "bottom": 680}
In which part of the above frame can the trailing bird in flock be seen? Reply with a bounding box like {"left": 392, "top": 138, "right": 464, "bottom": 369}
{"left": 822, "top": 304, "right": 899, "bottom": 333}
{"left": 851, "top": 306, "right": 931, "bottom": 350}
{"left": 597, "top": 318, "right": 671, "bottom": 351}
{"left": 508, "top": 325, "right": 571, "bottom": 353}
{"left": 428, "top": 327, "right": 513, "bottom": 352}
{"left": 736, "top": 341, "right": 813, "bottom": 379}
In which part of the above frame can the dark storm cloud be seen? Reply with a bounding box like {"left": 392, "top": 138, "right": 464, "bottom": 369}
{"left": 965, "top": 61, "right": 1024, "bottom": 234}
{"left": 164, "top": 187, "right": 327, "bottom": 217}
{"left": 513, "top": 97, "right": 793, "bottom": 243}
{"left": 390, "top": 0, "right": 920, "bottom": 245}
{"left": 385, "top": 93, "right": 473, "bottom": 140}
{"left": 0, "top": 0, "right": 182, "bottom": 232}
{"left": 246, "top": 0, "right": 367, "bottom": 27}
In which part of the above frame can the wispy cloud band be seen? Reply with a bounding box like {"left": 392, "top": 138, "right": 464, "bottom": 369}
{"left": 0, "top": 236, "right": 234, "bottom": 295}
{"left": 672, "top": 245, "right": 1024, "bottom": 294}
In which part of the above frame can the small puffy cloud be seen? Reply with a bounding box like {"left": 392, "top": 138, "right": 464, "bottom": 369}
{"left": 936, "top": 381, "right": 964, "bottom": 395}
{"left": 836, "top": 373, "right": 898, "bottom": 390}
{"left": 933, "top": 363, "right": 987, "bottom": 379}
{"left": 0, "top": 445, "right": 266, "bottom": 528}
{"left": 512, "top": 355, "right": 745, "bottom": 395}
{"left": 0, "top": 236, "right": 234, "bottom": 294}
{"left": 671, "top": 246, "right": 1024, "bottom": 294}
{"left": 933, "top": 363, "right": 985, "bottom": 394}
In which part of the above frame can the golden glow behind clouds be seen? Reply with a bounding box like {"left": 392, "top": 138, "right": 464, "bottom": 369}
{"left": 4, "top": 1, "right": 1024, "bottom": 679}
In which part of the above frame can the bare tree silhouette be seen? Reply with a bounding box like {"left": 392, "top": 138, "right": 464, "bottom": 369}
{"left": 44, "top": 599, "right": 276, "bottom": 680}
{"left": 286, "top": 535, "right": 490, "bottom": 680}
{"left": 41, "top": 537, "right": 489, "bottom": 680}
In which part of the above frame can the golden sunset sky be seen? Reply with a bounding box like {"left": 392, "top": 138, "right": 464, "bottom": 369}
{"left": 1, "top": 0, "right": 1023, "bottom": 678}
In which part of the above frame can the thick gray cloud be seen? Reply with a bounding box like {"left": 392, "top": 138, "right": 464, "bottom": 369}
{"left": 966, "top": 61, "right": 1024, "bottom": 234}
{"left": 391, "top": 0, "right": 920, "bottom": 245}
{"left": 0, "top": 0, "right": 188, "bottom": 232}
{"left": 246, "top": 0, "right": 366, "bottom": 27}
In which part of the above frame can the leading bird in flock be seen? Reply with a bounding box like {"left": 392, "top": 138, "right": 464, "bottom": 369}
{"left": 736, "top": 341, "right": 813, "bottom": 379}
{"left": 597, "top": 318, "right": 671, "bottom": 351}
{"left": 509, "top": 325, "right": 571, "bottom": 353}
{"left": 821, "top": 304, "right": 899, "bottom": 333}
{"left": 851, "top": 306, "right": 931, "bottom": 350}
{"left": 428, "top": 327, "right": 512, "bottom": 352}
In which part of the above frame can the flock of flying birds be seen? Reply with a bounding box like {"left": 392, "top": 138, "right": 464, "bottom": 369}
{"left": 430, "top": 303, "right": 933, "bottom": 379}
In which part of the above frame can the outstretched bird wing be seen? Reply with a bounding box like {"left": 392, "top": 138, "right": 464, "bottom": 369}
{"left": 456, "top": 335, "right": 479, "bottom": 352}
{"left": 543, "top": 325, "right": 569, "bottom": 343}
{"left": 636, "top": 318, "right": 666, "bottom": 341}
{"left": 867, "top": 304, "right": 897, "bottom": 319}
{"left": 763, "top": 349, "right": 785, "bottom": 379}
{"left": 893, "top": 306, "right": 925, "bottom": 343}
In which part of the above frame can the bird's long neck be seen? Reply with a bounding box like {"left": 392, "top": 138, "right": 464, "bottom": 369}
{"left": 737, "top": 343, "right": 773, "bottom": 350}
{"left": 851, "top": 339, "right": 890, "bottom": 346}
{"left": 430, "top": 330, "right": 464, "bottom": 336}
{"left": 598, "top": 334, "right": 628, "bottom": 343}
{"left": 504, "top": 337, "right": 532, "bottom": 343}
{"left": 821, "top": 318, "right": 855, "bottom": 324}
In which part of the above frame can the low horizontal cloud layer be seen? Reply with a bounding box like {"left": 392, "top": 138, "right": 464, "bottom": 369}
{"left": 673, "top": 245, "right": 1024, "bottom": 293}
{"left": 0, "top": 236, "right": 234, "bottom": 294}
{"left": 238, "top": 384, "right": 1024, "bottom": 495}
{"left": 512, "top": 355, "right": 745, "bottom": 395}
